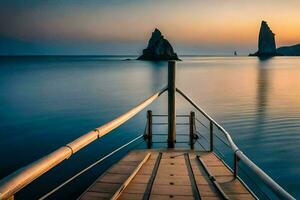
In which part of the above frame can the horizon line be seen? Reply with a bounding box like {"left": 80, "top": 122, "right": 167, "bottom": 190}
{"left": 0, "top": 54, "right": 249, "bottom": 57}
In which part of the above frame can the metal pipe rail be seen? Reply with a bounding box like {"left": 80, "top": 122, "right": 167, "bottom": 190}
{"left": 0, "top": 86, "right": 167, "bottom": 200}
{"left": 176, "top": 87, "right": 295, "bottom": 200}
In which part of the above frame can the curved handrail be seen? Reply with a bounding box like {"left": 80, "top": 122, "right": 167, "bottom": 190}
{"left": 0, "top": 86, "right": 167, "bottom": 200}
{"left": 176, "top": 87, "right": 295, "bottom": 200}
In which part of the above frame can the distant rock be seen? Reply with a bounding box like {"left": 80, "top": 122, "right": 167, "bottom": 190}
{"left": 277, "top": 44, "right": 300, "bottom": 56}
{"left": 138, "top": 28, "right": 180, "bottom": 61}
{"left": 250, "top": 21, "right": 280, "bottom": 57}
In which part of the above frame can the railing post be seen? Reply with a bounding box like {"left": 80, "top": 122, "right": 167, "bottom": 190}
{"left": 168, "top": 61, "right": 176, "bottom": 148}
{"left": 234, "top": 152, "right": 239, "bottom": 178}
{"left": 209, "top": 121, "right": 213, "bottom": 152}
{"left": 147, "top": 110, "right": 152, "bottom": 149}
{"left": 189, "top": 111, "right": 195, "bottom": 150}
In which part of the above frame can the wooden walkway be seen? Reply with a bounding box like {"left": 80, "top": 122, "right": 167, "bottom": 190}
{"left": 80, "top": 150, "right": 255, "bottom": 200}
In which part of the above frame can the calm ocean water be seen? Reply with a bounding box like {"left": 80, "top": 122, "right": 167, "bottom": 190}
{"left": 0, "top": 56, "right": 299, "bottom": 199}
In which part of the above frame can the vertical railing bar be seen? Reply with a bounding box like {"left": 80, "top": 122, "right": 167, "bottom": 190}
{"left": 168, "top": 61, "right": 176, "bottom": 148}
{"left": 234, "top": 152, "right": 239, "bottom": 178}
{"left": 189, "top": 111, "right": 195, "bottom": 150}
{"left": 147, "top": 110, "right": 152, "bottom": 149}
{"left": 210, "top": 121, "right": 214, "bottom": 152}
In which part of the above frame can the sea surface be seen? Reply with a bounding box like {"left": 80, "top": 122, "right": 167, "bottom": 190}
{"left": 0, "top": 56, "right": 300, "bottom": 199}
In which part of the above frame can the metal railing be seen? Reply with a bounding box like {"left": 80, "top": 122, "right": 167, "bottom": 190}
{"left": 0, "top": 87, "right": 167, "bottom": 200}
{"left": 176, "top": 87, "right": 295, "bottom": 200}
{"left": 144, "top": 112, "right": 192, "bottom": 148}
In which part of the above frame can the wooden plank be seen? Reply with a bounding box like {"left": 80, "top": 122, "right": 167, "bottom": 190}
{"left": 131, "top": 174, "right": 151, "bottom": 184}
{"left": 200, "top": 160, "right": 224, "bottom": 167}
{"left": 197, "top": 185, "right": 220, "bottom": 197}
{"left": 138, "top": 165, "right": 156, "bottom": 175}
{"left": 151, "top": 184, "right": 193, "bottom": 196}
{"left": 120, "top": 193, "right": 195, "bottom": 200}
{"left": 108, "top": 165, "right": 138, "bottom": 175}
{"left": 150, "top": 195, "right": 194, "bottom": 200}
{"left": 227, "top": 194, "right": 255, "bottom": 200}
{"left": 156, "top": 168, "right": 189, "bottom": 176}
{"left": 204, "top": 166, "right": 232, "bottom": 177}
{"left": 194, "top": 176, "right": 213, "bottom": 185}
{"left": 161, "top": 152, "right": 185, "bottom": 159}
{"left": 190, "top": 154, "right": 224, "bottom": 199}
{"left": 199, "top": 197, "right": 220, "bottom": 200}
{"left": 80, "top": 152, "right": 149, "bottom": 200}
{"left": 98, "top": 173, "right": 129, "bottom": 184}
{"left": 118, "top": 161, "right": 142, "bottom": 166}
{"left": 121, "top": 153, "right": 150, "bottom": 162}
{"left": 122, "top": 183, "right": 148, "bottom": 194}
{"left": 159, "top": 159, "right": 186, "bottom": 165}
{"left": 142, "top": 152, "right": 162, "bottom": 200}
{"left": 148, "top": 152, "right": 194, "bottom": 199}
{"left": 118, "top": 193, "right": 143, "bottom": 200}
{"left": 80, "top": 191, "right": 111, "bottom": 200}
{"left": 200, "top": 153, "right": 220, "bottom": 161}
{"left": 118, "top": 152, "right": 161, "bottom": 199}
{"left": 89, "top": 182, "right": 120, "bottom": 193}
{"left": 189, "top": 156, "right": 211, "bottom": 178}
{"left": 157, "top": 165, "right": 189, "bottom": 172}
{"left": 111, "top": 153, "right": 151, "bottom": 200}
{"left": 218, "top": 178, "right": 250, "bottom": 194}
{"left": 198, "top": 152, "right": 255, "bottom": 200}
{"left": 153, "top": 175, "right": 191, "bottom": 185}
{"left": 184, "top": 153, "right": 201, "bottom": 200}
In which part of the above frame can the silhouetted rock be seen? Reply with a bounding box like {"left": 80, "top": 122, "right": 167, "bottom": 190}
{"left": 277, "top": 44, "right": 300, "bottom": 56}
{"left": 250, "top": 21, "right": 279, "bottom": 57}
{"left": 138, "top": 28, "right": 179, "bottom": 60}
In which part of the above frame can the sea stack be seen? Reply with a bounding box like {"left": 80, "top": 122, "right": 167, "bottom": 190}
{"left": 250, "top": 21, "right": 278, "bottom": 57}
{"left": 138, "top": 28, "right": 179, "bottom": 61}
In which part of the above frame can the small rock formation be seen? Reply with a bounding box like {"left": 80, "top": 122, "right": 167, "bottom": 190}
{"left": 250, "top": 21, "right": 279, "bottom": 57}
{"left": 138, "top": 28, "right": 179, "bottom": 60}
{"left": 277, "top": 44, "right": 300, "bottom": 56}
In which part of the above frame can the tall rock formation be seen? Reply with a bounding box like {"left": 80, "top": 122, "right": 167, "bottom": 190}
{"left": 250, "top": 21, "right": 279, "bottom": 57}
{"left": 138, "top": 28, "right": 179, "bottom": 60}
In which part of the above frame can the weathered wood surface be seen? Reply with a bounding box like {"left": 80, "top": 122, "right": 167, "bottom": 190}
{"left": 80, "top": 150, "right": 255, "bottom": 200}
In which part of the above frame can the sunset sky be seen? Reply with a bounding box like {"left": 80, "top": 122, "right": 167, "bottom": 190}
{"left": 1, "top": 0, "right": 300, "bottom": 55}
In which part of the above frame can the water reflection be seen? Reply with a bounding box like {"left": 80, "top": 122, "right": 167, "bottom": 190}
{"left": 147, "top": 61, "right": 167, "bottom": 91}
{"left": 254, "top": 58, "right": 271, "bottom": 138}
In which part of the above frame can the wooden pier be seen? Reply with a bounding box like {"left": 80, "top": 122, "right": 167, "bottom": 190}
{"left": 80, "top": 150, "right": 255, "bottom": 200}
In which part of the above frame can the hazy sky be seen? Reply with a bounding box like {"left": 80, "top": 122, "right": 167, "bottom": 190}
{"left": 1, "top": 0, "right": 300, "bottom": 55}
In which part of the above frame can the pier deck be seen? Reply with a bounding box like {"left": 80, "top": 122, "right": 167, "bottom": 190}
{"left": 80, "top": 150, "right": 255, "bottom": 200}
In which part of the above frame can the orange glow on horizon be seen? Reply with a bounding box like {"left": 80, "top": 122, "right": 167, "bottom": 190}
{"left": 1, "top": 0, "right": 300, "bottom": 49}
